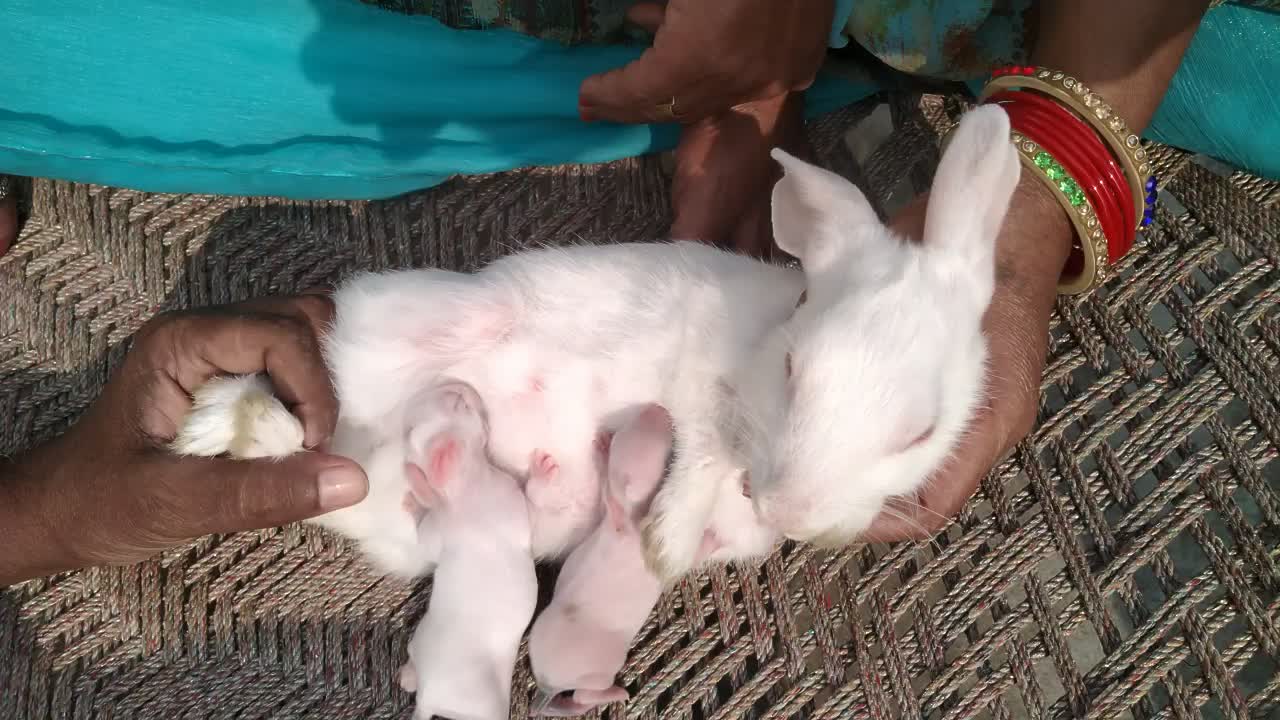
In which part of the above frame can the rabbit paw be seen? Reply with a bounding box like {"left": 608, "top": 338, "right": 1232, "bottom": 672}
{"left": 639, "top": 453, "right": 726, "bottom": 583}
{"left": 640, "top": 491, "right": 712, "bottom": 584}
{"left": 170, "top": 374, "right": 305, "bottom": 459}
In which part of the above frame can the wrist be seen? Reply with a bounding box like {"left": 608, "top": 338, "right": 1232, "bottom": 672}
{"left": 995, "top": 172, "right": 1075, "bottom": 298}
{"left": 0, "top": 443, "right": 85, "bottom": 585}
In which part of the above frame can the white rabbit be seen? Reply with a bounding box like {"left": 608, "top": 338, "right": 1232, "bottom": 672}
{"left": 395, "top": 380, "right": 538, "bottom": 720}
{"left": 171, "top": 104, "right": 1019, "bottom": 583}
{"left": 737, "top": 102, "right": 1020, "bottom": 546}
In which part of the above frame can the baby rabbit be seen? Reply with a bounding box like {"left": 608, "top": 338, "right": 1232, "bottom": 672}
{"left": 171, "top": 104, "right": 1019, "bottom": 586}
{"left": 527, "top": 404, "right": 674, "bottom": 715}
{"left": 395, "top": 380, "right": 538, "bottom": 720}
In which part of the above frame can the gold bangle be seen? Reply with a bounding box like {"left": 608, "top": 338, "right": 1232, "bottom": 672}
{"left": 1011, "top": 131, "right": 1109, "bottom": 295}
{"left": 981, "top": 67, "right": 1149, "bottom": 231}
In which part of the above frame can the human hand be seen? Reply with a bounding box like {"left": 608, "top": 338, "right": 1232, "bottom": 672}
{"left": 863, "top": 176, "right": 1073, "bottom": 541}
{"left": 669, "top": 92, "right": 809, "bottom": 255}
{"left": 1, "top": 295, "right": 368, "bottom": 581}
{"left": 578, "top": 0, "right": 833, "bottom": 124}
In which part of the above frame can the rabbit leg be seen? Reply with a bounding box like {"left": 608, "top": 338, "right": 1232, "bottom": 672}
{"left": 639, "top": 427, "right": 734, "bottom": 584}
{"left": 170, "top": 374, "right": 305, "bottom": 459}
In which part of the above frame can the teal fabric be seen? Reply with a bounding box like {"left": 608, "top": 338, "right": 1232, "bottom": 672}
{"left": 0, "top": 0, "right": 872, "bottom": 200}
{"left": 829, "top": 0, "right": 856, "bottom": 48}
{"left": 1143, "top": 4, "right": 1280, "bottom": 179}
{"left": 1, "top": 0, "right": 1276, "bottom": 200}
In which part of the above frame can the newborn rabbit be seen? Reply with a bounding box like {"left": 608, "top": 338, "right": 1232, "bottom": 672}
{"left": 527, "top": 404, "right": 674, "bottom": 716}
{"left": 171, "top": 104, "right": 1019, "bottom": 584}
{"left": 395, "top": 380, "right": 538, "bottom": 720}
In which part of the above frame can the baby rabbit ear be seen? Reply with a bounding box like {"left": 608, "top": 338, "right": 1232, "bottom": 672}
{"left": 406, "top": 432, "right": 462, "bottom": 505}
{"left": 923, "top": 105, "right": 1021, "bottom": 300}
{"left": 770, "top": 149, "right": 879, "bottom": 273}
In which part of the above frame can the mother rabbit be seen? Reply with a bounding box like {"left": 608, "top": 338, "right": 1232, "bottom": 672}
{"left": 174, "top": 104, "right": 1020, "bottom": 584}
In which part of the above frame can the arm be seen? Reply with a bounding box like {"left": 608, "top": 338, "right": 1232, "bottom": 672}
{"left": 0, "top": 451, "right": 77, "bottom": 585}
{"left": 1014, "top": 0, "right": 1212, "bottom": 261}
{"left": 869, "top": 0, "right": 1211, "bottom": 540}
{"left": 1004, "top": 0, "right": 1212, "bottom": 292}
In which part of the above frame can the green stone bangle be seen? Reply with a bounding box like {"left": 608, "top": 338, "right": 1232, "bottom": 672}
{"left": 1011, "top": 131, "right": 1108, "bottom": 295}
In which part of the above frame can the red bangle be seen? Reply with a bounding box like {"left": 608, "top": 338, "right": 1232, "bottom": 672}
{"left": 992, "top": 94, "right": 1131, "bottom": 261}
{"left": 985, "top": 65, "right": 1159, "bottom": 235}
{"left": 1002, "top": 100, "right": 1124, "bottom": 256}
{"left": 993, "top": 90, "right": 1137, "bottom": 258}
{"left": 990, "top": 93, "right": 1125, "bottom": 260}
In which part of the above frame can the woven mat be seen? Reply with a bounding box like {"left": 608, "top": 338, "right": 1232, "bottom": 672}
{"left": 1, "top": 96, "right": 1278, "bottom": 720}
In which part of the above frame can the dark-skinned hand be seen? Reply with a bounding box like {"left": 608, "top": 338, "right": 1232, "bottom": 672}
{"left": 580, "top": 2, "right": 831, "bottom": 250}
{"left": 1, "top": 295, "right": 368, "bottom": 583}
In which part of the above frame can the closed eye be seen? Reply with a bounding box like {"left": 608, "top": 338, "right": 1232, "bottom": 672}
{"left": 784, "top": 352, "right": 793, "bottom": 378}
{"left": 903, "top": 424, "right": 935, "bottom": 452}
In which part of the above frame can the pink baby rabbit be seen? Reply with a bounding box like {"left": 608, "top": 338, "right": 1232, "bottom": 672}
{"left": 527, "top": 404, "right": 673, "bottom": 716}
{"left": 395, "top": 380, "right": 539, "bottom": 720}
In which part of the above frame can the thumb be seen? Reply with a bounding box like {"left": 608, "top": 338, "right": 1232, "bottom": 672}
{"left": 163, "top": 451, "right": 368, "bottom": 537}
{"left": 625, "top": 2, "right": 666, "bottom": 33}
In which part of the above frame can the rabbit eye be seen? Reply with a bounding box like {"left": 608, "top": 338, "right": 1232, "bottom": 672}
{"left": 902, "top": 425, "right": 936, "bottom": 453}
{"left": 784, "top": 352, "right": 793, "bottom": 378}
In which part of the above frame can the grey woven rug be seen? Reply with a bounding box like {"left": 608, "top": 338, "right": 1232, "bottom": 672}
{"left": 1, "top": 96, "right": 1278, "bottom": 720}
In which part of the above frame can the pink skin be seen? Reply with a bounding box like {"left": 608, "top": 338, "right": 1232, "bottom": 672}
{"left": 396, "top": 382, "right": 540, "bottom": 720}
{"left": 527, "top": 404, "right": 676, "bottom": 716}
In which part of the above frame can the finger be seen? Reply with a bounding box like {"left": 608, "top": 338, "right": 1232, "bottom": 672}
{"left": 232, "top": 295, "right": 339, "bottom": 447}
{"left": 158, "top": 451, "right": 368, "bottom": 537}
{"left": 582, "top": 67, "right": 736, "bottom": 125}
{"left": 625, "top": 2, "right": 666, "bottom": 33}
{"left": 579, "top": 48, "right": 684, "bottom": 124}
{"left": 236, "top": 293, "right": 336, "bottom": 339}
{"left": 170, "top": 311, "right": 338, "bottom": 449}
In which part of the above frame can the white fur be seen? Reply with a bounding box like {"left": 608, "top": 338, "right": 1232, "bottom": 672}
{"left": 397, "top": 382, "right": 538, "bottom": 720}
{"left": 745, "top": 104, "right": 1019, "bottom": 544}
{"left": 172, "top": 105, "right": 1019, "bottom": 582}
{"left": 170, "top": 374, "right": 303, "bottom": 460}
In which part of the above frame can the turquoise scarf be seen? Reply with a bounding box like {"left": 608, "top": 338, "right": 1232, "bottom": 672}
{"left": 1, "top": 1, "right": 1275, "bottom": 200}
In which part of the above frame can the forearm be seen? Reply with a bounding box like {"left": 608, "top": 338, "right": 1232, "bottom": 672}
{"left": 0, "top": 449, "right": 79, "bottom": 586}
{"left": 1004, "top": 0, "right": 1211, "bottom": 282}
{"left": 1033, "top": 0, "right": 1211, "bottom": 133}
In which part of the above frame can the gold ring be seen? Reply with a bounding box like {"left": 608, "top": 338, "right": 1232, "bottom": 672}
{"left": 656, "top": 97, "right": 681, "bottom": 122}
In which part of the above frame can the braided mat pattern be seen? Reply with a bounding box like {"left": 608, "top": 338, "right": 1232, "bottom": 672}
{"left": 1, "top": 96, "right": 1278, "bottom": 720}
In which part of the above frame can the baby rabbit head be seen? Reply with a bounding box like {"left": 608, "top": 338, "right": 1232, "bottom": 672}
{"left": 742, "top": 105, "right": 1021, "bottom": 546}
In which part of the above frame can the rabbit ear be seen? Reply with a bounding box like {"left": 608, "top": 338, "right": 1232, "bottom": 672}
{"left": 771, "top": 149, "right": 879, "bottom": 274}
{"left": 923, "top": 105, "right": 1021, "bottom": 300}
{"left": 405, "top": 431, "right": 458, "bottom": 506}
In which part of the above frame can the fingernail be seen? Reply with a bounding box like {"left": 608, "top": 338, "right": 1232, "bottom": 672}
{"left": 578, "top": 105, "right": 592, "bottom": 123}
{"left": 318, "top": 465, "right": 368, "bottom": 510}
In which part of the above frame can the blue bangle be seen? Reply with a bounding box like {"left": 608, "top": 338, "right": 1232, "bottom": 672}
{"left": 828, "top": 0, "right": 855, "bottom": 48}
